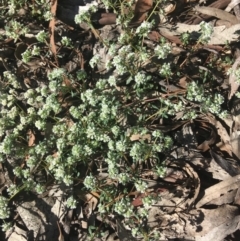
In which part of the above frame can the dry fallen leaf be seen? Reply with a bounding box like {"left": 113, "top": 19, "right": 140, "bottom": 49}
{"left": 210, "top": 150, "right": 240, "bottom": 176}
{"left": 194, "top": 5, "right": 239, "bottom": 25}
{"left": 49, "top": 0, "right": 59, "bottom": 65}
{"left": 207, "top": 155, "right": 232, "bottom": 180}
{"left": 130, "top": 0, "right": 153, "bottom": 25}
{"left": 57, "top": 221, "right": 64, "bottom": 241}
{"left": 0, "top": 163, "right": 6, "bottom": 193}
{"left": 230, "top": 130, "right": 240, "bottom": 159}
{"left": 158, "top": 23, "right": 240, "bottom": 45}
{"left": 229, "top": 56, "right": 240, "bottom": 100}
{"left": 184, "top": 205, "right": 240, "bottom": 241}
{"left": 196, "top": 174, "right": 240, "bottom": 208}
{"left": 197, "top": 122, "right": 217, "bottom": 152}
{"left": 27, "top": 129, "right": 35, "bottom": 147}
{"left": 234, "top": 187, "right": 240, "bottom": 205}
{"left": 130, "top": 133, "right": 151, "bottom": 142}
{"left": 206, "top": 114, "right": 232, "bottom": 155}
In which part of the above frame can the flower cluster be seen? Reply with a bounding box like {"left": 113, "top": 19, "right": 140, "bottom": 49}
{"left": 0, "top": 2, "right": 228, "bottom": 238}
{"left": 187, "top": 81, "right": 226, "bottom": 118}
{"left": 5, "top": 20, "right": 28, "bottom": 42}
{"left": 3, "top": 71, "right": 20, "bottom": 89}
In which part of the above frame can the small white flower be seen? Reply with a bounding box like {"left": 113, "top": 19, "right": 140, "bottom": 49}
{"left": 134, "top": 72, "right": 146, "bottom": 85}
{"left": 111, "top": 126, "right": 120, "bottom": 136}
{"left": 199, "top": 21, "right": 213, "bottom": 43}
{"left": 118, "top": 173, "right": 130, "bottom": 184}
{"left": 0, "top": 196, "right": 11, "bottom": 218}
{"left": 114, "top": 198, "right": 134, "bottom": 218}
{"left": 35, "top": 120, "right": 45, "bottom": 130}
{"left": 159, "top": 63, "right": 171, "bottom": 77}
{"left": 66, "top": 196, "right": 77, "bottom": 209}
{"left": 152, "top": 130, "right": 163, "bottom": 138}
{"left": 61, "top": 36, "right": 72, "bottom": 47}
{"left": 36, "top": 30, "right": 48, "bottom": 42}
{"left": 154, "top": 43, "right": 171, "bottom": 59}
{"left": 89, "top": 54, "right": 101, "bottom": 68}
{"left": 108, "top": 76, "right": 116, "bottom": 86}
{"left": 31, "top": 46, "right": 40, "bottom": 56}
{"left": 43, "top": 11, "right": 53, "bottom": 21}
{"left": 48, "top": 68, "right": 65, "bottom": 81}
{"left": 7, "top": 184, "right": 18, "bottom": 196}
{"left": 116, "top": 140, "right": 126, "bottom": 152}
{"left": 21, "top": 49, "right": 32, "bottom": 63}
{"left": 136, "top": 21, "right": 153, "bottom": 37}
{"left": 1, "top": 222, "right": 12, "bottom": 232}
{"left": 35, "top": 184, "right": 45, "bottom": 194}
{"left": 135, "top": 180, "right": 148, "bottom": 193}
{"left": 84, "top": 175, "right": 97, "bottom": 190}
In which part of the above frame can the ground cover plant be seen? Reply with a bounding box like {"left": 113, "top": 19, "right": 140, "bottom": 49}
{"left": 1, "top": 0, "right": 240, "bottom": 240}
